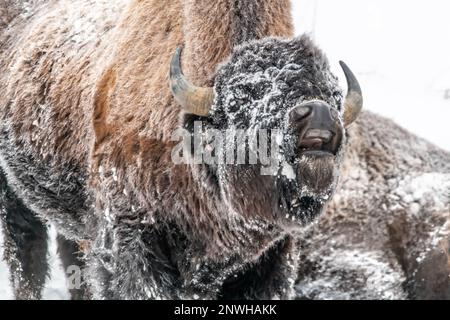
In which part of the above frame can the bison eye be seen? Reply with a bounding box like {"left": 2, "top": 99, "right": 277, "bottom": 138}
{"left": 333, "top": 91, "right": 343, "bottom": 106}
{"left": 333, "top": 90, "right": 341, "bottom": 99}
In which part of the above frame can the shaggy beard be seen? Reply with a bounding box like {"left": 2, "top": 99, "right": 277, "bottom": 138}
{"left": 296, "top": 152, "right": 337, "bottom": 195}
{"left": 275, "top": 152, "right": 339, "bottom": 226}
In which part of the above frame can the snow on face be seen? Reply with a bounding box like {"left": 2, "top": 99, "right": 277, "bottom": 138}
{"left": 211, "top": 35, "right": 343, "bottom": 130}
{"left": 203, "top": 35, "right": 346, "bottom": 226}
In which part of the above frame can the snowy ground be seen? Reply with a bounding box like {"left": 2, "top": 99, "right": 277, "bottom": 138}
{"left": 1, "top": 0, "right": 449, "bottom": 300}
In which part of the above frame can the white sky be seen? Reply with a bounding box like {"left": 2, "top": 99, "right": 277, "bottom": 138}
{"left": 292, "top": 0, "right": 450, "bottom": 151}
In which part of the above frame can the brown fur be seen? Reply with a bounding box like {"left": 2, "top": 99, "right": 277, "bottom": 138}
{"left": 0, "top": 0, "right": 298, "bottom": 298}
{"left": 182, "top": 0, "right": 293, "bottom": 85}
{"left": 0, "top": 0, "right": 293, "bottom": 243}
{"left": 3, "top": 0, "right": 447, "bottom": 300}
{"left": 88, "top": 0, "right": 295, "bottom": 256}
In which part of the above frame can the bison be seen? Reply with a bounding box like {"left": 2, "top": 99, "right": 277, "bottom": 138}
{"left": 0, "top": 0, "right": 448, "bottom": 301}
{"left": 0, "top": 0, "right": 363, "bottom": 299}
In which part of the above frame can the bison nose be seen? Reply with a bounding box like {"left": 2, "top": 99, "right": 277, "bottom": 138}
{"left": 289, "top": 101, "right": 336, "bottom": 130}
{"left": 289, "top": 101, "right": 342, "bottom": 154}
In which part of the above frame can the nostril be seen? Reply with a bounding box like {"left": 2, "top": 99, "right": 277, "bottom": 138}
{"left": 289, "top": 105, "right": 312, "bottom": 123}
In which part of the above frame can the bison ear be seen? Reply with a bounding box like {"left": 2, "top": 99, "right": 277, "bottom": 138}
{"left": 339, "top": 61, "right": 363, "bottom": 127}
{"left": 169, "top": 47, "right": 215, "bottom": 116}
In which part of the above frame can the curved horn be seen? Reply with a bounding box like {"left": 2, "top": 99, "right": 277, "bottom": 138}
{"left": 339, "top": 61, "right": 363, "bottom": 126}
{"left": 169, "top": 47, "right": 215, "bottom": 116}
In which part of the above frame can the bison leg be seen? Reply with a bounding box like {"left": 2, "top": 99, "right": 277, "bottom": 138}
{"left": 0, "top": 169, "right": 48, "bottom": 300}
{"left": 86, "top": 217, "right": 181, "bottom": 299}
{"left": 56, "top": 234, "right": 89, "bottom": 300}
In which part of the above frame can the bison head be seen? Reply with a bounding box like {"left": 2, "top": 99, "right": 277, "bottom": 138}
{"left": 170, "top": 35, "right": 362, "bottom": 230}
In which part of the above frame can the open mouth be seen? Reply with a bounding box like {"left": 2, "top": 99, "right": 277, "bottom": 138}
{"left": 277, "top": 128, "right": 339, "bottom": 226}
{"left": 298, "top": 129, "right": 336, "bottom": 156}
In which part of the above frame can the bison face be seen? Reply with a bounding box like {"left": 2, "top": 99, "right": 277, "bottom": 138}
{"left": 170, "top": 35, "right": 362, "bottom": 229}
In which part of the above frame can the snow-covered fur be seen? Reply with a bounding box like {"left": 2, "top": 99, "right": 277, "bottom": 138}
{"left": 85, "top": 31, "right": 345, "bottom": 300}
{"left": 0, "top": 0, "right": 36, "bottom": 31}
{"left": 0, "top": 0, "right": 321, "bottom": 299}
{"left": 0, "top": 0, "right": 449, "bottom": 301}
{"left": 296, "top": 112, "right": 450, "bottom": 300}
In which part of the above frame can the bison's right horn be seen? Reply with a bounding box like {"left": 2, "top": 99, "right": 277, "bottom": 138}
{"left": 339, "top": 61, "right": 363, "bottom": 127}
{"left": 169, "top": 47, "right": 215, "bottom": 116}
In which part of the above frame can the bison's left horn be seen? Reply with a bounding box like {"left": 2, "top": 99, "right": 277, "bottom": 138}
{"left": 169, "top": 47, "right": 215, "bottom": 116}
{"left": 339, "top": 61, "right": 363, "bottom": 127}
